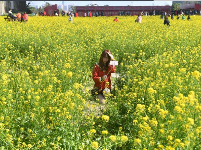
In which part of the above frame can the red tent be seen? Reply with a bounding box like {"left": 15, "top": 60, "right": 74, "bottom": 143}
{"left": 44, "top": 4, "right": 59, "bottom": 16}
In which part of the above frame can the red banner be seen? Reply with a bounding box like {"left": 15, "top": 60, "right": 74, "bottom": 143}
{"left": 96, "top": 6, "right": 105, "bottom": 10}
{"left": 114, "top": 6, "right": 124, "bottom": 10}
{"left": 76, "top": 6, "right": 85, "bottom": 10}
{"left": 76, "top": 6, "right": 171, "bottom": 12}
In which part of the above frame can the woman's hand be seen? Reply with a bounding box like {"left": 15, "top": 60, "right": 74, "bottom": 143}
{"left": 101, "top": 75, "right": 107, "bottom": 81}
{"left": 108, "top": 53, "right": 114, "bottom": 60}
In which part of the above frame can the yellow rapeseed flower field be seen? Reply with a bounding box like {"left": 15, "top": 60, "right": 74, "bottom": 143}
{"left": 0, "top": 15, "right": 201, "bottom": 149}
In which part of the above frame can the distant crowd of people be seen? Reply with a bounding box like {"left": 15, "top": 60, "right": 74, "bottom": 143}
{"left": 8, "top": 9, "right": 28, "bottom": 22}
{"left": 7, "top": 8, "right": 195, "bottom": 26}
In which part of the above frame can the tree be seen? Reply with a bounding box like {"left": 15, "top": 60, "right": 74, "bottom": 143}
{"left": 71, "top": 6, "right": 76, "bottom": 13}
{"left": 29, "top": 6, "right": 37, "bottom": 14}
{"left": 172, "top": 3, "right": 181, "bottom": 11}
{"left": 44, "top": 2, "right": 51, "bottom": 7}
{"left": 38, "top": 6, "right": 44, "bottom": 13}
{"left": 36, "top": 2, "right": 51, "bottom": 13}
{"left": 26, "top": 2, "right": 33, "bottom": 14}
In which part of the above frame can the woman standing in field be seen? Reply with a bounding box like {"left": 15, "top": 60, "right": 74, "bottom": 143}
{"left": 137, "top": 14, "right": 142, "bottom": 23}
{"left": 92, "top": 50, "right": 115, "bottom": 104}
{"left": 164, "top": 14, "right": 170, "bottom": 26}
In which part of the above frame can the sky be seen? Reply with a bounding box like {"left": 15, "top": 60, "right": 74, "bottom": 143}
{"left": 28, "top": 1, "right": 173, "bottom": 7}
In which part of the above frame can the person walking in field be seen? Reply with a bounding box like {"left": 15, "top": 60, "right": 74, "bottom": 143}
{"left": 92, "top": 50, "right": 115, "bottom": 104}
{"left": 171, "top": 13, "right": 174, "bottom": 20}
{"left": 164, "top": 14, "right": 170, "bottom": 26}
{"left": 69, "top": 15, "right": 73, "bottom": 23}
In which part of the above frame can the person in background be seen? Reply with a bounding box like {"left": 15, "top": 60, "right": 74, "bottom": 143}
{"left": 67, "top": 11, "right": 71, "bottom": 16}
{"left": 113, "top": 17, "right": 119, "bottom": 22}
{"left": 8, "top": 9, "right": 17, "bottom": 21}
{"left": 137, "top": 14, "right": 142, "bottom": 23}
{"left": 182, "top": 15, "right": 185, "bottom": 20}
{"left": 54, "top": 9, "right": 57, "bottom": 16}
{"left": 160, "top": 13, "right": 163, "bottom": 19}
{"left": 16, "top": 11, "right": 21, "bottom": 21}
{"left": 187, "top": 15, "right": 190, "bottom": 20}
{"left": 61, "top": 11, "right": 65, "bottom": 16}
{"left": 24, "top": 12, "right": 28, "bottom": 21}
{"left": 135, "top": 15, "right": 139, "bottom": 22}
{"left": 177, "top": 14, "right": 180, "bottom": 20}
{"left": 69, "top": 14, "right": 73, "bottom": 23}
{"left": 21, "top": 13, "right": 25, "bottom": 22}
{"left": 171, "top": 13, "right": 174, "bottom": 20}
{"left": 92, "top": 50, "right": 115, "bottom": 104}
{"left": 164, "top": 14, "right": 170, "bottom": 26}
{"left": 8, "top": 9, "right": 12, "bottom": 16}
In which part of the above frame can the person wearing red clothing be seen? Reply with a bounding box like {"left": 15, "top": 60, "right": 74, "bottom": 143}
{"left": 21, "top": 13, "right": 25, "bottom": 22}
{"left": 16, "top": 12, "right": 21, "bottom": 21}
{"left": 21, "top": 12, "right": 28, "bottom": 22}
{"left": 24, "top": 12, "right": 28, "bottom": 21}
{"left": 92, "top": 49, "right": 115, "bottom": 104}
{"left": 113, "top": 17, "right": 119, "bottom": 22}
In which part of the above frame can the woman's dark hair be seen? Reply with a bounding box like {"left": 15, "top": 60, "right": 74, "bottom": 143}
{"left": 98, "top": 49, "right": 111, "bottom": 71}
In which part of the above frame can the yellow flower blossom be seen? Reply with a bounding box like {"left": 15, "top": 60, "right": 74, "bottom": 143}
{"left": 134, "top": 138, "right": 141, "bottom": 146}
{"left": 92, "top": 141, "right": 99, "bottom": 149}
{"left": 101, "top": 130, "right": 108, "bottom": 135}
{"left": 109, "top": 135, "right": 117, "bottom": 142}
{"left": 101, "top": 115, "right": 109, "bottom": 122}
{"left": 67, "top": 71, "right": 73, "bottom": 78}
{"left": 90, "top": 129, "right": 96, "bottom": 134}
{"left": 121, "top": 135, "right": 128, "bottom": 142}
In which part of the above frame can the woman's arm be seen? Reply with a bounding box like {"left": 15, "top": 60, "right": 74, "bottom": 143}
{"left": 92, "top": 65, "right": 102, "bottom": 83}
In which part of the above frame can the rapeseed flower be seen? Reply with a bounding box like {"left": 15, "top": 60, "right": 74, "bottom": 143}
{"left": 102, "top": 115, "right": 109, "bottom": 122}
{"left": 121, "top": 135, "right": 128, "bottom": 142}
{"left": 67, "top": 71, "right": 73, "bottom": 78}
{"left": 101, "top": 130, "right": 108, "bottom": 135}
{"left": 134, "top": 138, "right": 141, "bottom": 146}
{"left": 109, "top": 135, "right": 117, "bottom": 142}
{"left": 90, "top": 129, "right": 96, "bottom": 134}
{"left": 92, "top": 141, "right": 99, "bottom": 149}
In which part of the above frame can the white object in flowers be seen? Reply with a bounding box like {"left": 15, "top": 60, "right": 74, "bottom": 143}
{"left": 103, "top": 87, "right": 110, "bottom": 97}
{"left": 103, "top": 82, "right": 110, "bottom": 97}
{"left": 110, "top": 61, "right": 118, "bottom": 66}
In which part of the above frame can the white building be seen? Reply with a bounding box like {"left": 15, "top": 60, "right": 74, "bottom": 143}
{"left": 0, "top": 1, "right": 5, "bottom": 15}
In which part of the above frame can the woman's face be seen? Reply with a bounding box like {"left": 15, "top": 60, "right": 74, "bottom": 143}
{"left": 103, "top": 55, "right": 109, "bottom": 64}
